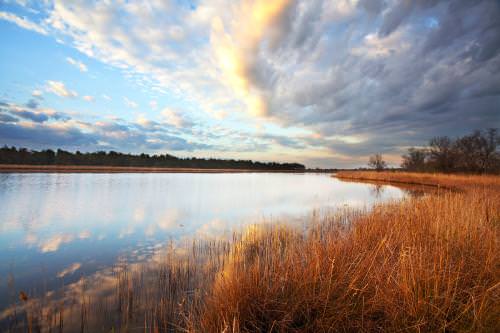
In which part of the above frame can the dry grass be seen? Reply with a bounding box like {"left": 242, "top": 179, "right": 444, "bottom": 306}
{"left": 3, "top": 172, "right": 499, "bottom": 332}
{"left": 200, "top": 173, "right": 500, "bottom": 332}
{"left": 335, "top": 170, "right": 500, "bottom": 191}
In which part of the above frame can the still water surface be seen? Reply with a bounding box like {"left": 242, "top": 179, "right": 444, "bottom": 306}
{"left": 0, "top": 172, "right": 407, "bottom": 309}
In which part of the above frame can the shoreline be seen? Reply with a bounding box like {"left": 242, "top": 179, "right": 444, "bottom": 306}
{"left": 0, "top": 164, "right": 307, "bottom": 174}
{"left": 1, "top": 171, "right": 498, "bottom": 331}
{"left": 334, "top": 170, "right": 500, "bottom": 191}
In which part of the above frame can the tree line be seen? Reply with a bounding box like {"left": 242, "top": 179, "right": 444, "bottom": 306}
{"left": 0, "top": 146, "right": 306, "bottom": 171}
{"left": 368, "top": 129, "right": 499, "bottom": 173}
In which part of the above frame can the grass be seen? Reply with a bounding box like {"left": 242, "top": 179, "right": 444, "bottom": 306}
{"left": 2, "top": 172, "right": 499, "bottom": 332}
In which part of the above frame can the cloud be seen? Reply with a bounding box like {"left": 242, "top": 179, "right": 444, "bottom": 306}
{"left": 31, "top": 90, "right": 43, "bottom": 98}
{"left": 149, "top": 100, "right": 158, "bottom": 110}
{"left": 210, "top": 0, "right": 293, "bottom": 117}
{"left": 0, "top": 11, "right": 47, "bottom": 35}
{"left": 83, "top": 95, "right": 94, "bottom": 102}
{"left": 0, "top": 101, "right": 212, "bottom": 153}
{"left": 1, "top": 101, "right": 69, "bottom": 123}
{"left": 0, "top": 113, "right": 19, "bottom": 123}
{"left": 40, "top": 234, "right": 74, "bottom": 252}
{"left": 57, "top": 262, "right": 81, "bottom": 278}
{"left": 66, "top": 57, "right": 88, "bottom": 72}
{"left": 161, "top": 108, "right": 189, "bottom": 128}
{"left": 124, "top": 97, "right": 138, "bottom": 109}
{"left": 45, "top": 80, "right": 78, "bottom": 98}
{"left": 1, "top": 0, "right": 499, "bottom": 167}
{"left": 25, "top": 98, "right": 39, "bottom": 109}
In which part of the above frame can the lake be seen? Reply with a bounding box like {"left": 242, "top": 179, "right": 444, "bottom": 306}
{"left": 0, "top": 172, "right": 408, "bottom": 310}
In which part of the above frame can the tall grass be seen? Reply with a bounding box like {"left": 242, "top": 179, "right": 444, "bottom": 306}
{"left": 3, "top": 172, "right": 499, "bottom": 332}
{"left": 200, "top": 174, "right": 499, "bottom": 332}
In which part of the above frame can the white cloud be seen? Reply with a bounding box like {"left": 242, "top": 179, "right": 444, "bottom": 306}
{"left": 168, "top": 25, "right": 184, "bottom": 40}
{"left": 45, "top": 80, "right": 78, "bottom": 98}
{"left": 31, "top": 89, "right": 43, "bottom": 98}
{"left": 1, "top": 1, "right": 498, "bottom": 167}
{"left": 124, "top": 97, "right": 138, "bottom": 109}
{"left": 161, "top": 108, "right": 185, "bottom": 128}
{"left": 149, "top": 100, "right": 158, "bottom": 110}
{"left": 0, "top": 11, "right": 47, "bottom": 35}
{"left": 66, "top": 57, "right": 88, "bottom": 72}
{"left": 57, "top": 262, "right": 81, "bottom": 278}
{"left": 40, "top": 234, "right": 74, "bottom": 253}
{"left": 102, "top": 94, "right": 112, "bottom": 101}
{"left": 83, "top": 95, "right": 94, "bottom": 102}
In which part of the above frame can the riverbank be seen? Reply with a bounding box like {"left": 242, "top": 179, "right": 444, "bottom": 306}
{"left": 199, "top": 172, "right": 499, "bottom": 331}
{"left": 335, "top": 170, "right": 500, "bottom": 190}
{"left": 3, "top": 172, "right": 499, "bottom": 332}
{"left": 0, "top": 164, "right": 305, "bottom": 173}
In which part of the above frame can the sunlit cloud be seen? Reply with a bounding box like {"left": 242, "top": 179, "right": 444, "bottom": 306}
{"left": 0, "top": 0, "right": 498, "bottom": 167}
{"left": 0, "top": 11, "right": 47, "bottom": 35}
{"left": 210, "top": 0, "right": 291, "bottom": 117}
{"left": 57, "top": 262, "right": 82, "bottom": 278}
{"left": 66, "top": 57, "right": 88, "bottom": 72}
{"left": 45, "top": 80, "right": 78, "bottom": 98}
{"left": 31, "top": 89, "right": 43, "bottom": 98}
{"left": 40, "top": 234, "right": 74, "bottom": 253}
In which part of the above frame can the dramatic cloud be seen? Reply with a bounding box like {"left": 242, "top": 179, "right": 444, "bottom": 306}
{"left": 0, "top": 0, "right": 499, "bottom": 167}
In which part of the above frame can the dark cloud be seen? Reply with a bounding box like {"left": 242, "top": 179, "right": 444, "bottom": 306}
{"left": 15, "top": 110, "right": 49, "bottom": 123}
{"left": 0, "top": 122, "right": 99, "bottom": 147}
{"left": 0, "top": 113, "right": 19, "bottom": 123}
{"left": 25, "top": 98, "right": 39, "bottom": 109}
{"left": 0, "top": 100, "right": 69, "bottom": 123}
{"left": 378, "top": 0, "right": 415, "bottom": 37}
{"left": 243, "top": 0, "right": 500, "bottom": 162}
{"left": 358, "top": 0, "right": 386, "bottom": 15}
{"left": 2, "top": 0, "right": 499, "bottom": 167}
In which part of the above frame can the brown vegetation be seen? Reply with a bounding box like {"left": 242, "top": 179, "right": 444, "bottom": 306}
{"left": 3, "top": 172, "right": 499, "bottom": 332}
{"left": 200, "top": 172, "right": 500, "bottom": 332}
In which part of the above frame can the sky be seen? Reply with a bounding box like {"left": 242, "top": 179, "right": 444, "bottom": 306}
{"left": 0, "top": 0, "right": 499, "bottom": 168}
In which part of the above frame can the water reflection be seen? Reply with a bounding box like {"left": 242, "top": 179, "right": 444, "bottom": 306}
{"left": 0, "top": 173, "right": 407, "bottom": 310}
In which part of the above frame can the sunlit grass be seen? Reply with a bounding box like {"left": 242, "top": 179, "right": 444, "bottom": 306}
{"left": 3, "top": 172, "right": 499, "bottom": 332}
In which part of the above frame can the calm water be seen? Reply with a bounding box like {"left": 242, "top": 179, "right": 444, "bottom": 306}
{"left": 0, "top": 172, "right": 407, "bottom": 309}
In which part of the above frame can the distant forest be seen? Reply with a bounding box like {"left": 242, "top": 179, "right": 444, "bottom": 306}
{"left": 0, "top": 146, "right": 306, "bottom": 171}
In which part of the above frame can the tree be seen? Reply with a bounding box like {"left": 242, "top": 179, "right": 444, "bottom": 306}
{"left": 428, "top": 136, "right": 457, "bottom": 172}
{"left": 481, "top": 128, "right": 499, "bottom": 173}
{"left": 368, "top": 153, "right": 387, "bottom": 171}
{"left": 401, "top": 148, "right": 428, "bottom": 171}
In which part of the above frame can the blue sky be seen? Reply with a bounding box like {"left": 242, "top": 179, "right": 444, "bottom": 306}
{"left": 0, "top": 0, "right": 499, "bottom": 168}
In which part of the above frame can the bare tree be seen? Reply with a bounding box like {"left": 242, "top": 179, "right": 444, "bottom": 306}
{"left": 454, "top": 129, "right": 499, "bottom": 173}
{"left": 428, "top": 136, "right": 457, "bottom": 172}
{"left": 368, "top": 153, "right": 387, "bottom": 171}
{"left": 401, "top": 148, "right": 428, "bottom": 171}
{"left": 400, "top": 129, "right": 499, "bottom": 174}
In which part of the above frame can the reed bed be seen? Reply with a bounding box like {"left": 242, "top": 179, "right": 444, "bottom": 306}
{"left": 335, "top": 170, "right": 500, "bottom": 191}
{"left": 3, "top": 172, "right": 499, "bottom": 332}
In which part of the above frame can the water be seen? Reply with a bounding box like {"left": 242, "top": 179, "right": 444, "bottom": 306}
{"left": 0, "top": 172, "right": 407, "bottom": 309}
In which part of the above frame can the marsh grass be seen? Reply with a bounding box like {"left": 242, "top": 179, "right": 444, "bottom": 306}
{"left": 2, "top": 172, "right": 499, "bottom": 332}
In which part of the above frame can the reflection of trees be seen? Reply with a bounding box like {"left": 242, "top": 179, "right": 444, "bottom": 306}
{"left": 369, "top": 184, "right": 385, "bottom": 199}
